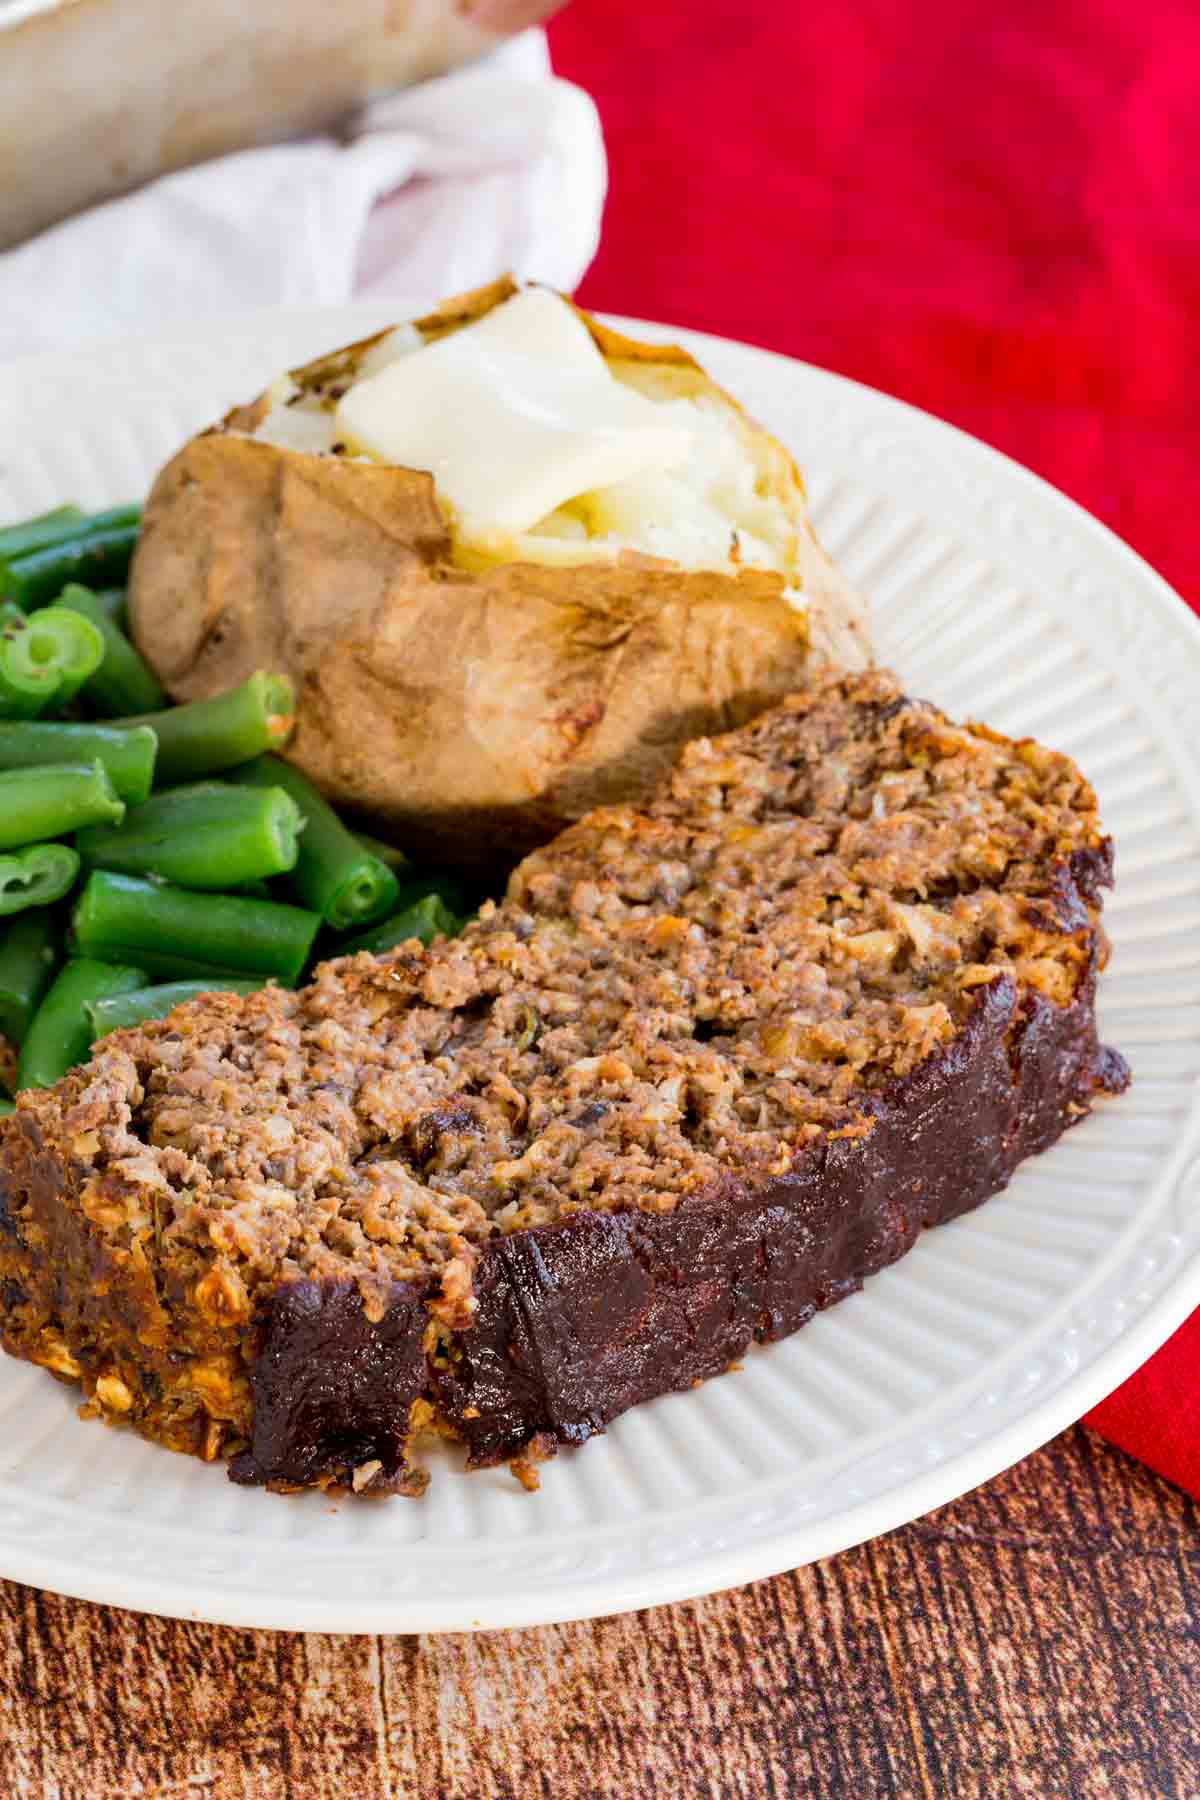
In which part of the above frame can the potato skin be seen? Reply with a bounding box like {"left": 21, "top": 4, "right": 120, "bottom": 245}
{"left": 129, "top": 286, "right": 870, "bottom": 873}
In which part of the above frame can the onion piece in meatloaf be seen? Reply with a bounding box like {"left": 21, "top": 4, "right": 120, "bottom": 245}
{"left": 0, "top": 668, "right": 1127, "bottom": 1496}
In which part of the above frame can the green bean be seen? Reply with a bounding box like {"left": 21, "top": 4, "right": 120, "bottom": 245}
{"left": 89, "top": 952, "right": 266, "bottom": 983}
{"left": 338, "top": 893, "right": 459, "bottom": 959}
{"left": 0, "top": 602, "right": 54, "bottom": 718}
{"left": 117, "top": 671, "right": 296, "bottom": 785}
{"left": 0, "top": 844, "right": 80, "bottom": 917}
{"left": 229, "top": 756, "right": 398, "bottom": 930}
{"left": 16, "top": 956, "right": 146, "bottom": 1090}
{"left": 352, "top": 849, "right": 484, "bottom": 914}
{"left": 0, "top": 721, "right": 157, "bottom": 804}
{"left": 0, "top": 605, "right": 105, "bottom": 714}
{"left": 87, "top": 977, "right": 267, "bottom": 1039}
{"left": 356, "top": 831, "right": 411, "bottom": 872}
{"left": 0, "top": 911, "right": 60, "bottom": 1043}
{"left": 0, "top": 1097, "right": 13, "bottom": 1116}
{"left": 0, "top": 506, "right": 141, "bottom": 611}
{"left": 0, "top": 607, "right": 106, "bottom": 717}
{"left": 76, "top": 780, "right": 302, "bottom": 889}
{"left": 39, "top": 607, "right": 106, "bottom": 701}
{"left": 0, "top": 635, "right": 59, "bottom": 718}
{"left": 0, "top": 504, "right": 84, "bottom": 565}
{"left": 55, "top": 583, "right": 165, "bottom": 715}
{"left": 89, "top": 587, "right": 127, "bottom": 625}
{"left": 394, "top": 871, "right": 479, "bottom": 917}
{"left": 72, "top": 871, "right": 320, "bottom": 985}
{"left": 0, "top": 760, "right": 123, "bottom": 850}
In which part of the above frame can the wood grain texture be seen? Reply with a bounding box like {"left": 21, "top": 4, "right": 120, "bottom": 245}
{"left": 2, "top": 1427, "right": 1199, "bottom": 1799}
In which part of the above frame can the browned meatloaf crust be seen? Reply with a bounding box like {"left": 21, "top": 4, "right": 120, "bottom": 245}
{"left": 0, "top": 668, "right": 1128, "bottom": 1495}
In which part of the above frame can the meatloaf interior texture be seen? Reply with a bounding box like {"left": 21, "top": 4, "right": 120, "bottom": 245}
{"left": 0, "top": 668, "right": 1127, "bottom": 1495}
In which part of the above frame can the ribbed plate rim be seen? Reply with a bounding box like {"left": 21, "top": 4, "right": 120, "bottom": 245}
{"left": 0, "top": 304, "right": 1195, "bottom": 1633}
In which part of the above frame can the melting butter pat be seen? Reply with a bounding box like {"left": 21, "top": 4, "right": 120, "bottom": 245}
{"left": 333, "top": 288, "right": 695, "bottom": 539}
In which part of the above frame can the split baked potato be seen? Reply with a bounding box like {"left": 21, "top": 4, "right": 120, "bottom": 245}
{"left": 129, "top": 277, "right": 870, "bottom": 871}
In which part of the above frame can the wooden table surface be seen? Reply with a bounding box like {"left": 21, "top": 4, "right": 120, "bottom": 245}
{"left": 2, "top": 1425, "right": 1198, "bottom": 1799}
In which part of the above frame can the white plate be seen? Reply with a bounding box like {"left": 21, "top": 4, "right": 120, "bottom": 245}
{"left": 1, "top": 308, "right": 1198, "bottom": 1635}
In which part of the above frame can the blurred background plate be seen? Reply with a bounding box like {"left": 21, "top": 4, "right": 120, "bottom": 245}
{"left": 0, "top": 307, "right": 1197, "bottom": 1633}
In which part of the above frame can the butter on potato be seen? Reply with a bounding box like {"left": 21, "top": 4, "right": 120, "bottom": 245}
{"left": 128, "top": 278, "right": 870, "bottom": 872}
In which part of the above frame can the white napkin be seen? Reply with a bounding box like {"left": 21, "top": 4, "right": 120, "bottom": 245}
{"left": 0, "top": 31, "right": 605, "bottom": 362}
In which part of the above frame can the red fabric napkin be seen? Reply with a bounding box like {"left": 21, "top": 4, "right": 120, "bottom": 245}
{"left": 548, "top": 0, "right": 1200, "bottom": 1492}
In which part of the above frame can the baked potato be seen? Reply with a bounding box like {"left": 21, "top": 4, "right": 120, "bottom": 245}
{"left": 129, "top": 277, "right": 870, "bottom": 871}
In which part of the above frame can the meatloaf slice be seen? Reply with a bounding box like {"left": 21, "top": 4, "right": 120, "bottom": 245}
{"left": 0, "top": 668, "right": 1128, "bottom": 1495}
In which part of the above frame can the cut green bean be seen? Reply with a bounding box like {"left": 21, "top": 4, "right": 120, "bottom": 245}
{"left": 55, "top": 583, "right": 165, "bottom": 715}
{"left": 16, "top": 956, "right": 146, "bottom": 1090}
{"left": 393, "top": 871, "right": 479, "bottom": 917}
{"left": 72, "top": 950, "right": 260, "bottom": 979}
{"left": 76, "top": 780, "right": 302, "bottom": 889}
{"left": 72, "top": 871, "right": 320, "bottom": 985}
{"left": 354, "top": 850, "right": 481, "bottom": 923}
{"left": 355, "top": 831, "right": 411, "bottom": 872}
{"left": 0, "top": 605, "right": 105, "bottom": 712}
{"left": 0, "top": 844, "right": 80, "bottom": 917}
{"left": 0, "top": 760, "right": 123, "bottom": 850}
{"left": 117, "top": 671, "right": 296, "bottom": 785}
{"left": 88, "top": 977, "right": 267, "bottom": 1039}
{"left": 89, "top": 587, "right": 127, "bottom": 625}
{"left": 0, "top": 656, "right": 55, "bottom": 722}
{"left": 338, "top": 893, "right": 460, "bottom": 959}
{"left": 0, "top": 504, "right": 84, "bottom": 565}
{"left": 0, "top": 911, "right": 60, "bottom": 1043}
{"left": 230, "top": 756, "right": 398, "bottom": 930}
{"left": 0, "top": 633, "right": 59, "bottom": 718}
{"left": 0, "top": 506, "right": 141, "bottom": 611}
{"left": 0, "top": 721, "right": 157, "bottom": 803}
{"left": 0, "top": 603, "right": 54, "bottom": 718}
{"left": 39, "top": 607, "right": 106, "bottom": 701}
{"left": 85, "top": 952, "right": 269, "bottom": 983}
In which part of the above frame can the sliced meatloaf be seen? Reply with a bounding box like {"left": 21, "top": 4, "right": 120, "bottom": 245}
{"left": 0, "top": 668, "right": 1128, "bottom": 1495}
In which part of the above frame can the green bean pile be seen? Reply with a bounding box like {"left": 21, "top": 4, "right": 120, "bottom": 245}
{"left": 0, "top": 502, "right": 471, "bottom": 1103}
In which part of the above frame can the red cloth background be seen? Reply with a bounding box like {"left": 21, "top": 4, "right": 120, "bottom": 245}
{"left": 548, "top": 0, "right": 1200, "bottom": 1493}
